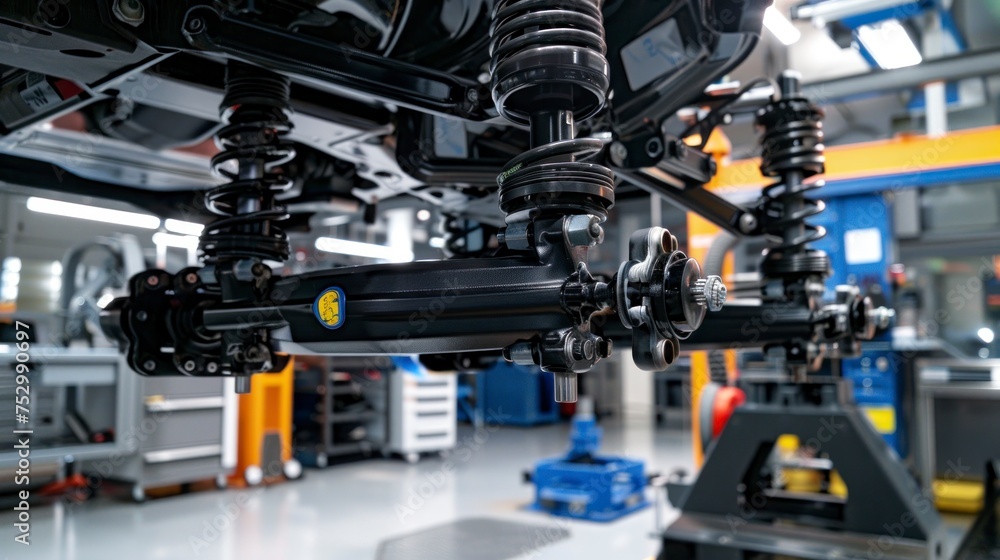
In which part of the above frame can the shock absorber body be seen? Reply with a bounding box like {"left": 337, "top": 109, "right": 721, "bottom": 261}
{"left": 199, "top": 61, "right": 296, "bottom": 392}
{"left": 488, "top": 0, "right": 720, "bottom": 398}
{"left": 490, "top": 0, "right": 615, "bottom": 224}
{"left": 756, "top": 72, "right": 830, "bottom": 290}
{"left": 683, "top": 72, "right": 878, "bottom": 368}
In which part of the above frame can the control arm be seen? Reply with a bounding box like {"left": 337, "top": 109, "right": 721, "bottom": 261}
{"left": 102, "top": 223, "right": 724, "bottom": 401}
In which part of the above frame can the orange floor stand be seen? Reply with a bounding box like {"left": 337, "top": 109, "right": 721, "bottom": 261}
{"left": 230, "top": 356, "right": 301, "bottom": 486}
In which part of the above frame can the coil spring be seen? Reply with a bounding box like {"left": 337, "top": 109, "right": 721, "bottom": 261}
{"left": 756, "top": 95, "right": 830, "bottom": 277}
{"left": 489, "top": 0, "right": 614, "bottom": 221}
{"left": 199, "top": 65, "right": 296, "bottom": 263}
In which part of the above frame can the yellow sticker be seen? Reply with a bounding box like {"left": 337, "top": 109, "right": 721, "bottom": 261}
{"left": 313, "top": 287, "right": 345, "bottom": 330}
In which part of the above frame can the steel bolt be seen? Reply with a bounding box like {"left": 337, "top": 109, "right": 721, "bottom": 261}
{"left": 235, "top": 375, "right": 252, "bottom": 394}
{"left": 113, "top": 0, "right": 145, "bottom": 26}
{"left": 645, "top": 137, "right": 664, "bottom": 159}
{"left": 183, "top": 360, "right": 196, "bottom": 372}
{"left": 573, "top": 338, "right": 596, "bottom": 362}
{"left": 186, "top": 17, "right": 204, "bottom": 33}
{"left": 142, "top": 359, "right": 156, "bottom": 372}
{"left": 588, "top": 221, "right": 603, "bottom": 240}
{"left": 135, "top": 310, "right": 148, "bottom": 322}
{"left": 553, "top": 372, "right": 578, "bottom": 403}
{"left": 610, "top": 142, "right": 628, "bottom": 166}
{"left": 146, "top": 275, "right": 159, "bottom": 287}
{"left": 690, "top": 275, "right": 727, "bottom": 312}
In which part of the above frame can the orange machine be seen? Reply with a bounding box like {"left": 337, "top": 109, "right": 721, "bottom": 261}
{"left": 230, "top": 355, "right": 301, "bottom": 486}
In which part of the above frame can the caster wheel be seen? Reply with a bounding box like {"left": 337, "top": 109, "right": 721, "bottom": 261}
{"left": 315, "top": 452, "right": 328, "bottom": 469}
{"left": 404, "top": 452, "right": 420, "bottom": 464}
{"left": 215, "top": 473, "right": 228, "bottom": 489}
{"left": 131, "top": 485, "right": 146, "bottom": 503}
{"left": 284, "top": 459, "right": 303, "bottom": 480}
{"left": 244, "top": 465, "right": 263, "bottom": 487}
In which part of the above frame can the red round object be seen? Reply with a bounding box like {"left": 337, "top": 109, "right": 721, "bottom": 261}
{"left": 712, "top": 386, "right": 746, "bottom": 438}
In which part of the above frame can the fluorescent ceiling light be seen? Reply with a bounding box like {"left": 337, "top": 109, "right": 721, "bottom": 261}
{"left": 27, "top": 197, "right": 160, "bottom": 230}
{"left": 164, "top": 219, "right": 205, "bottom": 236}
{"left": 763, "top": 6, "right": 801, "bottom": 46}
{"left": 152, "top": 232, "right": 200, "bottom": 250}
{"left": 96, "top": 293, "right": 115, "bottom": 309}
{"left": 856, "top": 19, "right": 922, "bottom": 70}
{"left": 315, "top": 237, "right": 414, "bottom": 263}
{"left": 979, "top": 327, "right": 995, "bottom": 344}
{"left": 321, "top": 215, "right": 354, "bottom": 227}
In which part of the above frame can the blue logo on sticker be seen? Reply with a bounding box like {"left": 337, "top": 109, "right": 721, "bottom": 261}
{"left": 313, "top": 287, "right": 346, "bottom": 330}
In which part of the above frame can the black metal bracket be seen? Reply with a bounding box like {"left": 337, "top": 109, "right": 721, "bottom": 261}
{"left": 661, "top": 380, "right": 946, "bottom": 560}
{"left": 616, "top": 166, "right": 761, "bottom": 237}
{"left": 181, "top": 7, "right": 491, "bottom": 121}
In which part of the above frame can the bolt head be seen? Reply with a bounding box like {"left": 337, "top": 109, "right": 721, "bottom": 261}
{"left": 142, "top": 360, "right": 156, "bottom": 371}
{"left": 690, "top": 276, "right": 727, "bottom": 312}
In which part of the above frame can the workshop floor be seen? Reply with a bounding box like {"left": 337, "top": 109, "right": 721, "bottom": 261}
{"left": 2, "top": 416, "right": 696, "bottom": 560}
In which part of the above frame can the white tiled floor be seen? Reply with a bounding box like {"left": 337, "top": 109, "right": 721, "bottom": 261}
{"left": 0, "top": 418, "right": 696, "bottom": 560}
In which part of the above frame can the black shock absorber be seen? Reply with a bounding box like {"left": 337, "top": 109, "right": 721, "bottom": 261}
{"left": 200, "top": 61, "right": 296, "bottom": 266}
{"left": 755, "top": 71, "right": 830, "bottom": 283}
{"left": 198, "top": 61, "right": 296, "bottom": 392}
{"left": 489, "top": 0, "right": 614, "bottom": 225}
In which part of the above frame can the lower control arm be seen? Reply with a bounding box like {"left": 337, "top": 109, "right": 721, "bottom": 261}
{"left": 102, "top": 224, "right": 725, "bottom": 400}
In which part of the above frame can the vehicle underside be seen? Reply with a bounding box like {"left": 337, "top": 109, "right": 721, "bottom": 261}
{"left": 0, "top": 0, "right": 884, "bottom": 401}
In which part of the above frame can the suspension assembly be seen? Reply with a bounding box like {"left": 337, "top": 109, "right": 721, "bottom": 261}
{"left": 199, "top": 61, "right": 297, "bottom": 392}
{"left": 102, "top": 4, "right": 726, "bottom": 402}
{"left": 488, "top": 0, "right": 721, "bottom": 398}
{"left": 756, "top": 71, "right": 830, "bottom": 286}
{"left": 756, "top": 72, "right": 875, "bottom": 370}
{"left": 200, "top": 62, "right": 295, "bottom": 264}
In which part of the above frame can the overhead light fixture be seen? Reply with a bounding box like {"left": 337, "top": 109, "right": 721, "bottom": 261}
{"left": 320, "top": 215, "right": 354, "bottom": 227}
{"left": 856, "top": 19, "right": 922, "bottom": 70}
{"left": 27, "top": 197, "right": 160, "bottom": 230}
{"left": 96, "top": 293, "right": 115, "bottom": 309}
{"left": 152, "top": 232, "right": 201, "bottom": 250}
{"left": 763, "top": 6, "right": 802, "bottom": 46}
{"left": 978, "top": 327, "right": 995, "bottom": 345}
{"left": 164, "top": 219, "right": 205, "bottom": 236}
{"left": 315, "top": 237, "right": 414, "bottom": 263}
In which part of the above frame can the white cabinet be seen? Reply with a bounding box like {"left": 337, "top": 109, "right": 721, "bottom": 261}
{"left": 369, "top": 364, "right": 457, "bottom": 463}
